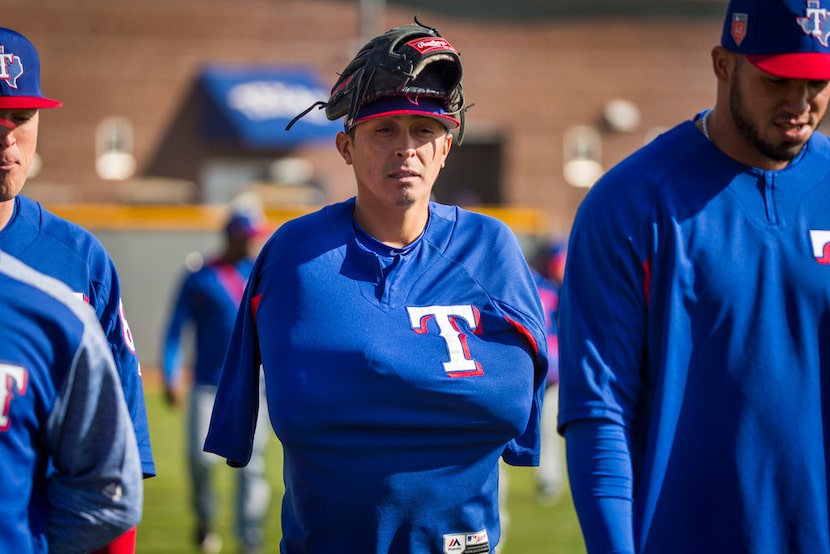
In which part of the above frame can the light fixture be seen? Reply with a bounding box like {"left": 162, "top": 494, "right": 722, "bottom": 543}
{"left": 96, "top": 117, "right": 136, "bottom": 181}
{"left": 563, "top": 125, "right": 603, "bottom": 188}
{"left": 603, "top": 99, "right": 641, "bottom": 133}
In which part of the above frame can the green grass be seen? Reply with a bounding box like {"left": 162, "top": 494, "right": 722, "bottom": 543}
{"left": 137, "top": 384, "right": 586, "bottom": 553}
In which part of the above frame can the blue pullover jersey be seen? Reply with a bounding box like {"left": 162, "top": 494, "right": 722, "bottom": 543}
{"left": 205, "top": 199, "right": 548, "bottom": 553}
{"left": 559, "top": 119, "right": 830, "bottom": 553}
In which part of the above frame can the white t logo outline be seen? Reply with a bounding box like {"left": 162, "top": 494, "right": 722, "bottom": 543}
{"left": 407, "top": 305, "right": 483, "bottom": 377}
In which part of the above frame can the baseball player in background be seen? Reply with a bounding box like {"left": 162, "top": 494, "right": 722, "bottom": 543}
{"left": 162, "top": 209, "right": 272, "bottom": 554}
{"left": 558, "top": 0, "right": 830, "bottom": 552}
{"left": 0, "top": 27, "right": 155, "bottom": 553}
{"left": 0, "top": 250, "right": 143, "bottom": 553}
{"left": 530, "top": 241, "right": 566, "bottom": 506}
{"left": 205, "top": 18, "right": 549, "bottom": 554}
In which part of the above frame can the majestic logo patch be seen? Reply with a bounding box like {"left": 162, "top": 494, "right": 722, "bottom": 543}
{"left": 443, "top": 529, "right": 490, "bottom": 554}
{"left": 797, "top": 0, "right": 830, "bottom": 47}
{"left": 0, "top": 46, "right": 24, "bottom": 89}
{"left": 731, "top": 13, "right": 748, "bottom": 45}
{"left": 809, "top": 230, "right": 830, "bottom": 264}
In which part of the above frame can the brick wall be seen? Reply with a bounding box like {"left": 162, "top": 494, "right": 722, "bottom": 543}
{"left": 2, "top": 0, "right": 724, "bottom": 237}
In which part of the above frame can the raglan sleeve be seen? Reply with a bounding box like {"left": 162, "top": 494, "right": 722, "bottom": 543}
{"left": 500, "top": 308, "right": 548, "bottom": 466}
{"left": 556, "top": 177, "right": 650, "bottom": 433}
{"left": 495, "top": 231, "right": 550, "bottom": 467}
{"left": 556, "top": 170, "right": 652, "bottom": 554}
{"left": 46, "top": 317, "right": 144, "bottom": 554}
{"left": 203, "top": 260, "right": 264, "bottom": 467}
{"left": 91, "top": 251, "right": 156, "bottom": 477}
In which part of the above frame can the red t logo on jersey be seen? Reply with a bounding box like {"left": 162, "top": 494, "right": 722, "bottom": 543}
{"left": 0, "top": 364, "right": 28, "bottom": 431}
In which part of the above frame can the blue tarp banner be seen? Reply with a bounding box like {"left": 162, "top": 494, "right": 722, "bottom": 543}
{"left": 200, "top": 65, "right": 340, "bottom": 148}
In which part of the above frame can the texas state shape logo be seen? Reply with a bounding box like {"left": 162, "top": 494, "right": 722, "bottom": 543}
{"left": 0, "top": 46, "right": 24, "bottom": 89}
{"left": 809, "top": 230, "right": 830, "bottom": 264}
{"left": 797, "top": 0, "right": 830, "bottom": 47}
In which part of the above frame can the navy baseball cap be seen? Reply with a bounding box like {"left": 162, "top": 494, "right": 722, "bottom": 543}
{"left": 225, "top": 213, "right": 267, "bottom": 238}
{"left": 349, "top": 96, "right": 460, "bottom": 131}
{"left": 0, "top": 27, "right": 62, "bottom": 110}
{"left": 721, "top": 0, "right": 830, "bottom": 80}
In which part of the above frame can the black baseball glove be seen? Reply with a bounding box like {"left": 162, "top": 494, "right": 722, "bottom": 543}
{"left": 286, "top": 16, "right": 469, "bottom": 142}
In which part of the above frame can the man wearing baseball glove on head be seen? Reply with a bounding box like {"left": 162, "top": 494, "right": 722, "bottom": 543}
{"left": 205, "top": 18, "right": 548, "bottom": 553}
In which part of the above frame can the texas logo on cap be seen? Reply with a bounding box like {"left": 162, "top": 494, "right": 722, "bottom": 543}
{"left": 0, "top": 46, "right": 24, "bottom": 89}
{"left": 0, "top": 27, "right": 62, "bottom": 109}
{"left": 797, "top": 0, "right": 830, "bottom": 46}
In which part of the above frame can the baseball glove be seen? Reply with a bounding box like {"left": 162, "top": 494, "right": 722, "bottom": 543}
{"left": 286, "top": 17, "right": 469, "bottom": 142}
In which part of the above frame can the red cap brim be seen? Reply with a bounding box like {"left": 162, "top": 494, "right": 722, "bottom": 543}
{"left": 0, "top": 96, "right": 62, "bottom": 109}
{"left": 747, "top": 53, "right": 830, "bottom": 80}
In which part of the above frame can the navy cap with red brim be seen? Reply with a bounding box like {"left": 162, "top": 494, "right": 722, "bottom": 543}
{"left": 349, "top": 96, "right": 460, "bottom": 130}
{"left": 0, "top": 27, "right": 63, "bottom": 110}
{"left": 722, "top": 0, "right": 830, "bottom": 81}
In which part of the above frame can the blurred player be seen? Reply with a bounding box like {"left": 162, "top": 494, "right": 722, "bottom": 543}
{"left": 531, "top": 241, "right": 566, "bottom": 506}
{"left": 205, "top": 18, "right": 548, "bottom": 553}
{"left": 0, "top": 27, "right": 154, "bottom": 553}
{"left": 162, "top": 209, "right": 271, "bottom": 554}
{"left": 559, "top": 0, "right": 830, "bottom": 552}
{"left": 0, "top": 250, "right": 143, "bottom": 553}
